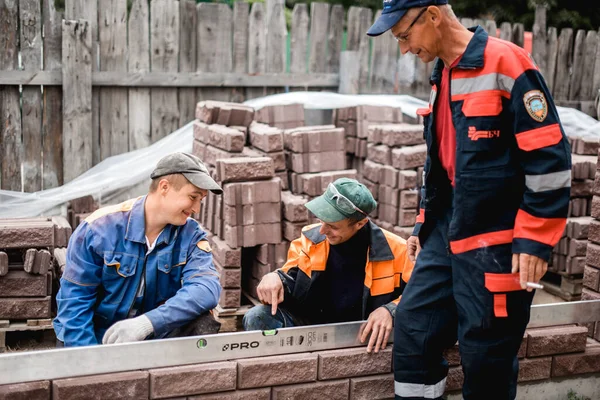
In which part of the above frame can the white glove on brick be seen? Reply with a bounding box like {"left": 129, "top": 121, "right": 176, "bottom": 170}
{"left": 102, "top": 315, "right": 154, "bottom": 345}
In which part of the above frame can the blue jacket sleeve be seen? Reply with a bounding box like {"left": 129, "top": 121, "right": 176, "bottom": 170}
{"left": 144, "top": 232, "right": 222, "bottom": 337}
{"left": 55, "top": 223, "right": 103, "bottom": 347}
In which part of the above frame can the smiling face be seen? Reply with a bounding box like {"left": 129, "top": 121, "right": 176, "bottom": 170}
{"left": 318, "top": 217, "right": 368, "bottom": 245}
{"left": 391, "top": 6, "right": 442, "bottom": 64}
{"left": 152, "top": 175, "right": 208, "bottom": 226}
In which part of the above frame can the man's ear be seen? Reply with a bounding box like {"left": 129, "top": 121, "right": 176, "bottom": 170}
{"left": 427, "top": 6, "right": 442, "bottom": 25}
{"left": 159, "top": 178, "right": 170, "bottom": 195}
{"left": 355, "top": 218, "right": 369, "bottom": 230}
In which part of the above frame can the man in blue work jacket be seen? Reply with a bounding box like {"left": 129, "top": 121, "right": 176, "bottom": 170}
{"left": 368, "top": 1, "right": 571, "bottom": 399}
{"left": 53, "top": 152, "right": 223, "bottom": 347}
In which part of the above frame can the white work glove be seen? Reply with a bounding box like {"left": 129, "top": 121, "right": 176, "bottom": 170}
{"left": 102, "top": 315, "right": 154, "bottom": 345}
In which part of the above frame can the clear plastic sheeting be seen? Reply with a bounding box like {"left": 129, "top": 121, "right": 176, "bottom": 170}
{"left": 0, "top": 92, "right": 597, "bottom": 218}
{"left": 0, "top": 121, "right": 194, "bottom": 218}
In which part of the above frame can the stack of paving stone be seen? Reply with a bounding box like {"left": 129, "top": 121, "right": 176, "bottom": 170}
{"left": 66, "top": 195, "right": 99, "bottom": 231}
{"left": 254, "top": 103, "right": 305, "bottom": 129}
{"left": 543, "top": 151, "right": 598, "bottom": 300}
{"left": 285, "top": 125, "right": 357, "bottom": 204}
{"left": 0, "top": 216, "right": 72, "bottom": 350}
{"left": 358, "top": 123, "right": 427, "bottom": 239}
{"left": 333, "top": 105, "right": 405, "bottom": 177}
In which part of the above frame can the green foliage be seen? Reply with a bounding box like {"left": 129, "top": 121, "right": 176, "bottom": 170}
{"left": 567, "top": 389, "right": 591, "bottom": 400}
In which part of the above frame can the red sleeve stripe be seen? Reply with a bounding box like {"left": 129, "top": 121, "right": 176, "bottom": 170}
{"left": 515, "top": 123, "right": 563, "bottom": 152}
{"left": 416, "top": 208, "right": 425, "bottom": 224}
{"left": 449, "top": 229, "right": 513, "bottom": 254}
{"left": 513, "top": 209, "right": 566, "bottom": 246}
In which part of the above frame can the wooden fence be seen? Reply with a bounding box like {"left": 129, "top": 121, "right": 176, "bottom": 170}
{"left": 0, "top": 1, "right": 598, "bottom": 193}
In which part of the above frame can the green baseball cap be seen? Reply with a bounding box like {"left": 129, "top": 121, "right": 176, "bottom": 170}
{"left": 305, "top": 178, "right": 377, "bottom": 223}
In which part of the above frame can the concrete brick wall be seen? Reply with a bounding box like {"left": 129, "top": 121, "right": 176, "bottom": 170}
{"left": 2, "top": 333, "right": 600, "bottom": 399}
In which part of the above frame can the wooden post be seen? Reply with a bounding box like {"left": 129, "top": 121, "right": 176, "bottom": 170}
{"left": 579, "top": 31, "right": 599, "bottom": 101}
{"left": 532, "top": 5, "right": 547, "bottom": 78}
{"left": 397, "top": 53, "right": 417, "bottom": 95}
{"left": 546, "top": 27, "right": 559, "bottom": 94}
{"left": 593, "top": 28, "right": 600, "bottom": 107}
{"left": 178, "top": 0, "right": 198, "bottom": 125}
{"left": 327, "top": 5, "right": 344, "bottom": 74}
{"left": 232, "top": 2, "right": 249, "bottom": 102}
{"left": 512, "top": 23, "right": 524, "bottom": 48}
{"left": 62, "top": 20, "right": 92, "bottom": 183}
{"left": 569, "top": 30, "right": 587, "bottom": 101}
{"left": 128, "top": 0, "right": 151, "bottom": 150}
{"left": 309, "top": 2, "right": 330, "bottom": 74}
{"left": 485, "top": 20, "right": 497, "bottom": 37}
{"left": 20, "top": 0, "right": 43, "bottom": 192}
{"left": 0, "top": 0, "right": 22, "bottom": 191}
{"left": 554, "top": 28, "right": 574, "bottom": 101}
{"left": 151, "top": 0, "right": 180, "bottom": 142}
{"left": 265, "top": 1, "right": 286, "bottom": 95}
{"left": 42, "top": 0, "right": 64, "bottom": 189}
{"left": 98, "top": 0, "right": 128, "bottom": 161}
{"left": 499, "top": 22, "right": 512, "bottom": 42}
{"left": 290, "top": 4, "right": 309, "bottom": 74}
{"left": 339, "top": 51, "right": 360, "bottom": 95}
{"left": 247, "top": 2, "right": 267, "bottom": 100}
{"left": 65, "top": 0, "right": 99, "bottom": 166}
{"left": 369, "top": 10, "right": 388, "bottom": 93}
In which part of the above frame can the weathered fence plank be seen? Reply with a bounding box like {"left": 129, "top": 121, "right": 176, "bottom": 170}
{"left": 460, "top": 18, "right": 474, "bottom": 29}
{"left": 309, "top": 2, "right": 329, "bottom": 74}
{"left": 128, "top": 0, "right": 151, "bottom": 151}
{"left": 99, "top": 0, "right": 128, "bottom": 161}
{"left": 0, "top": 0, "right": 22, "bottom": 191}
{"left": 546, "top": 27, "right": 558, "bottom": 94}
{"left": 370, "top": 10, "right": 387, "bottom": 93}
{"left": 265, "top": 1, "right": 286, "bottom": 95}
{"left": 20, "top": 0, "right": 43, "bottom": 192}
{"left": 179, "top": 0, "right": 198, "bottom": 126}
{"left": 197, "top": 3, "right": 232, "bottom": 102}
{"left": 579, "top": 30, "right": 598, "bottom": 101}
{"left": 151, "top": 0, "right": 180, "bottom": 141}
{"left": 568, "top": 29, "right": 586, "bottom": 101}
{"left": 485, "top": 20, "right": 497, "bottom": 37}
{"left": 555, "top": 28, "right": 573, "bottom": 100}
{"left": 232, "top": 1, "right": 249, "bottom": 102}
{"left": 42, "top": 0, "right": 64, "bottom": 189}
{"left": 247, "top": 2, "right": 267, "bottom": 100}
{"left": 499, "top": 22, "right": 512, "bottom": 42}
{"left": 397, "top": 52, "right": 417, "bottom": 95}
{"left": 339, "top": 51, "right": 360, "bottom": 95}
{"left": 290, "top": 4, "right": 309, "bottom": 74}
{"left": 512, "top": 23, "right": 524, "bottom": 48}
{"left": 327, "top": 4, "right": 344, "bottom": 74}
{"left": 532, "top": 5, "right": 547, "bottom": 78}
{"left": 62, "top": 20, "right": 92, "bottom": 183}
{"left": 593, "top": 28, "right": 600, "bottom": 103}
{"left": 65, "top": 0, "right": 100, "bottom": 166}
{"left": 346, "top": 7, "right": 372, "bottom": 93}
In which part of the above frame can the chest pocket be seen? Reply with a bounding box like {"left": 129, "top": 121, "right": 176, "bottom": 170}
{"left": 460, "top": 95, "right": 505, "bottom": 152}
{"left": 369, "top": 261, "right": 395, "bottom": 296}
{"left": 157, "top": 250, "right": 187, "bottom": 300}
{"left": 102, "top": 252, "right": 139, "bottom": 304}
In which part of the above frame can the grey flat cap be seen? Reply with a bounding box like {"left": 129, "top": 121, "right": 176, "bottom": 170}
{"left": 151, "top": 152, "right": 223, "bottom": 194}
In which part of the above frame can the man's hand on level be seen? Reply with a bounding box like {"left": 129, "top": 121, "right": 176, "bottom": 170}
{"left": 102, "top": 314, "right": 154, "bottom": 344}
{"left": 256, "top": 272, "right": 285, "bottom": 316}
{"left": 512, "top": 253, "right": 547, "bottom": 292}
{"left": 360, "top": 306, "right": 393, "bottom": 353}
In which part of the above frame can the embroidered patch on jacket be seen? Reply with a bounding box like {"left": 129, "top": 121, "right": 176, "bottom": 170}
{"left": 523, "top": 90, "right": 548, "bottom": 122}
{"left": 197, "top": 240, "right": 212, "bottom": 253}
{"left": 468, "top": 126, "right": 500, "bottom": 141}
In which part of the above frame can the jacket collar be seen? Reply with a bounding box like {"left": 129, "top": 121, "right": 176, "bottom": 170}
{"left": 431, "top": 25, "right": 488, "bottom": 84}
{"left": 125, "top": 196, "right": 175, "bottom": 246}
{"left": 303, "top": 220, "right": 394, "bottom": 262}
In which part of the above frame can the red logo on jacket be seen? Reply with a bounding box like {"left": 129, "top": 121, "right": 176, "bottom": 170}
{"left": 468, "top": 126, "right": 500, "bottom": 141}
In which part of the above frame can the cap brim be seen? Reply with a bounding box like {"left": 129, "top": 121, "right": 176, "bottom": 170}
{"left": 366, "top": 10, "right": 407, "bottom": 37}
{"left": 182, "top": 172, "right": 223, "bottom": 195}
{"left": 305, "top": 196, "right": 348, "bottom": 223}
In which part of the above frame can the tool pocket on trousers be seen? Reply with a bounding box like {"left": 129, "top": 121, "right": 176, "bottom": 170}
{"left": 484, "top": 272, "right": 524, "bottom": 318}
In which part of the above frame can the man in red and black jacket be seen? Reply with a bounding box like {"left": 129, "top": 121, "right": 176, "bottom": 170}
{"left": 368, "top": 0, "right": 571, "bottom": 399}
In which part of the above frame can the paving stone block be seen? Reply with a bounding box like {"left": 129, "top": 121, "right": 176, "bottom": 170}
{"left": 378, "top": 204, "right": 399, "bottom": 225}
{"left": 526, "top": 325, "right": 588, "bottom": 357}
{"left": 392, "top": 226, "right": 414, "bottom": 240}
{"left": 272, "top": 380, "right": 349, "bottom": 400}
{"left": 238, "top": 353, "right": 318, "bottom": 389}
{"left": 399, "top": 190, "right": 419, "bottom": 209}
{"left": 286, "top": 151, "right": 347, "bottom": 174}
{"left": 349, "top": 374, "right": 394, "bottom": 400}
{"left": 362, "top": 160, "right": 382, "bottom": 184}
{"left": 214, "top": 260, "right": 241, "bottom": 289}
{"left": 398, "top": 209, "right": 417, "bottom": 227}
{"left": 281, "top": 191, "right": 309, "bottom": 222}
{"left": 223, "top": 179, "right": 281, "bottom": 206}
{"left": 566, "top": 255, "right": 585, "bottom": 275}
{"left": 378, "top": 123, "right": 425, "bottom": 147}
{"left": 582, "top": 288, "right": 600, "bottom": 301}
{"left": 150, "top": 362, "right": 236, "bottom": 398}
{"left": 0, "top": 381, "right": 50, "bottom": 400}
{"left": 379, "top": 165, "right": 398, "bottom": 188}
{"left": 189, "top": 388, "right": 271, "bottom": 400}
{"left": 391, "top": 144, "right": 427, "bottom": 170}
{"left": 443, "top": 343, "right": 460, "bottom": 366}
{"left": 367, "top": 144, "right": 392, "bottom": 165}
{"left": 398, "top": 170, "right": 418, "bottom": 190}
{"left": 208, "top": 234, "right": 241, "bottom": 268}
{"left": 0, "top": 251, "right": 8, "bottom": 277}
{"left": 223, "top": 202, "right": 281, "bottom": 226}
{"left": 224, "top": 223, "right": 282, "bottom": 248}
{"left": 284, "top": 126, "right": 345, "bottom": 153}
{"left": 255, "top": 242, "right": 289, "bottom": 269}
{"left": 52, "top": 216, "right": 73, "bottom": 248}
{"left": 192, "top": 139, "right": 207, "bottom": 160}
{"left": 378, "top": 186, "right": 399, "bottom": 207}
{"left": 552, "top": 345, "right": 600, "bottom": 377}
{"left": 53, "top": 371, "right": 148, "bottom": 400}
{"left": 196, "top": 100, "right": 254, "bottom": 127}
{"left": 317, "top": 347, "right": 392, "bottom": 380}
{"left": 0, "top": 271, "right": 47, "bottom": 297}
{"left": 518, "top": 357, "right": 552, "bottom": 382}
{"left": 0, "top": 220, "right": 55, "bottom": 249}
{"left": 219, "top": 288, "right": 241, "bottom": 309}
{"left": 585, "top": 242, "right": 600, "bottom": 269}
{"left": 249, "top": 122, "right": 284, "bottom": 152}
{"left": 298, "top": 169, "right": 358, "bottom": 197}
{"left": 217, "top": 157, "right": 275, "bottom": 183}
{"left": 283, "top": 220, "right": 306, "bottom": 242}
{"left": 446, "top": 366, "right": 464, "bottom": 391}
{"left": 244, "top": 147, "right": 286, "bottom": 172}
{"left": 203, "top": 144, "right": 246, "bottom": 167}
{"left": 571, "top": 179, "right": 593, "bottom": 197}
{"left": 206, "top": 124, "right": 245, "bottom": 152}
{"left": 583, "top": 265, "right": 600, "bottom": 291}
{"left": 587, "top": 219, "right": 600, "bottom": 243}
{"left": 0, "top": 297, "right": 51, "bottom": 319}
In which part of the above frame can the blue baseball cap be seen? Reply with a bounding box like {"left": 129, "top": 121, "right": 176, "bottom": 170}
{"left": 367, "top": 0, "right": 448, "bottom": 37}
